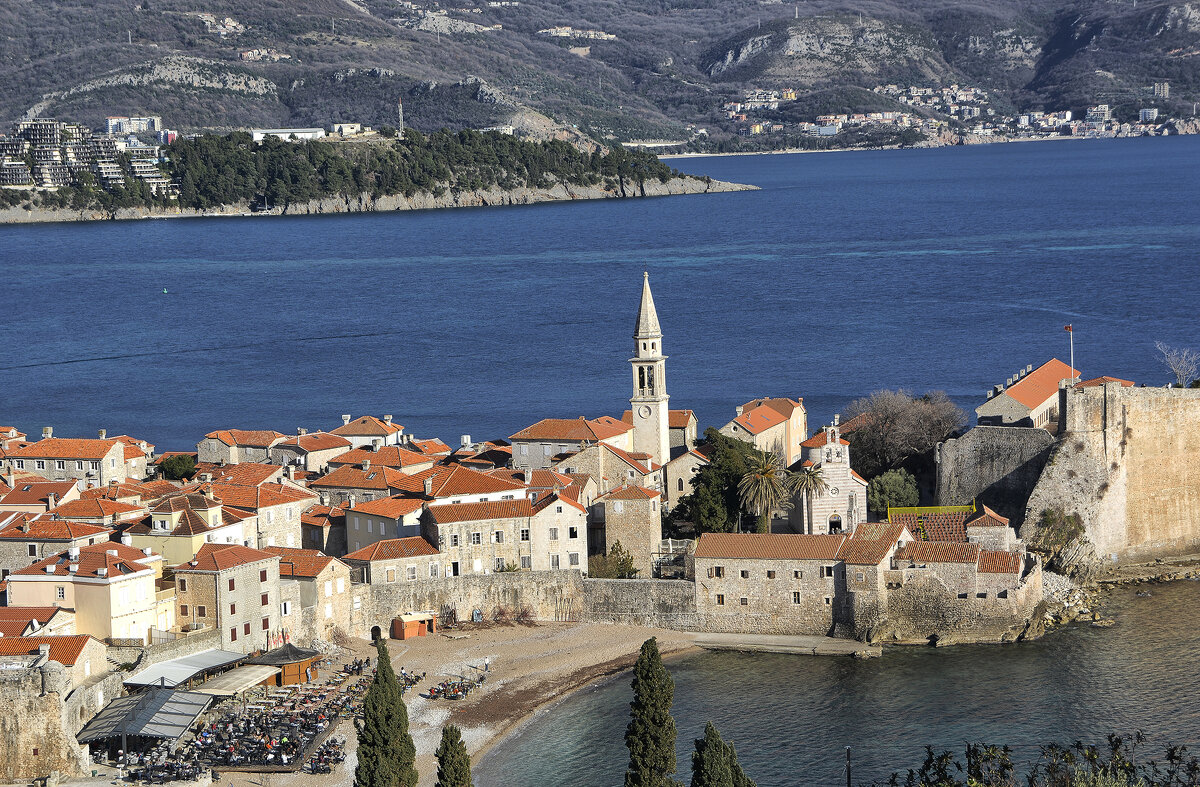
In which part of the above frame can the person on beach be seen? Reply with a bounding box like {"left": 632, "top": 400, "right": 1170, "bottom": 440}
{"left": 484, "top": 656, "right": 491, "bottom": 672}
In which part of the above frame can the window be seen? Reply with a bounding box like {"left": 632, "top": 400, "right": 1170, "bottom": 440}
{"left": 556, "top": 505, "right": 563, "bottom": 513}
{"left": 261, "top": 593, "right": 269, "bottom": 606}
{"left": 181, "top": 604, "right": 189, "bottom": 616}
{"left": 568, "top": 526, "right": 578, "bottom": 539}
{"left": 280, "top": 601, "right": 291, "bottom": 616}
{"left": 824, "top": 596, "right": 832, "bottom": 606}
{"left": 179, "top": 578, "right": 187, "bottom": 592}
{"left": 336, "top": 577, "right": 345, "bottom": 593}
{"left": 325, "top": 580, "right": 333, "bottom": 597}
{"left": 353, "top": 517, "right": 360, "bottom": 530}
{"left": 325, "top": 603, "right": 333, "bottom": 618}
{"left": 197, "top": 606, "right": 206, "bottom": 617}
{"left": 262, "top": 617, "right": 270, "bottom": 631}
{"left": 520, "top": 556, "right": 531, "bottom": 569}
{"left": 353, "top": 596, "right": 362, "bottom": 609}
{"left": 55, "top": 586, "right": 65, "bottom": 600}
{"left": 767, "top": 570, "right": 776, "bottom": 579}
{"left": 110, "top": 458, "right": 117, "bottom": 468}
{"left": 90, "top": 461, "right": 99, "bottom": 471}
{"left": 28, "top": 544, "right": 37, "bottom": 557}
{"left": 977, "top": 592, "right": 988, "bottom": 599}
{"left": 379, "top": 522, "right": 386, "bottom": 536}
{"left": 429, "top": 564, "right": 439, "bottom": 579}
{"left": 520, "top": 529, "right": 530, "bottom": 542}
{"left": 55, "top": 460, "right": 65, "bottom": 470}
{"left": 713, "top": 566, "right": 725, "bottom": 578}
{"left": 76, "top": 461, "right": 84, "bottom": 470}
{"left": 821, "top": 566, "right": 835, "bottom": 579}
{"left": 794, "top": 570, "right": 803, "bottom": 579}
{"left": 471, "top": 532, "right": 482, "bottom": 546}
{"left": 243, "top": 622, "right": 250, "bottom": 635}
{"left": 494, "top": 531, "right": 504, "bottom": 544}
{"left": 549, "top": 528, "right": 559, "bottom": 541}
{"left": 715, "top": 594, "right": 725, "bottom": 606}
{"left": 569, "top": 553, "right": 580, "bottom": 566}
{"left": 230, "top": 627, "right": 238, "bottom": 642}
{"left": 230, "top": 603, "right": 236, "bottom": 615}
{"left": 678, "top": 478, "right": 684, "bottom": 491}
{"left": 385, "top": 568, "right": 396, "bottom": 583}
{"left": 740, "top": 570, "right": 749, "bottom": 579}
{"left": 407, "top": 566, "right": 417, "bottom": 581}
{"left": 14, "top": 460, "right": 22, "bottom": 469}
{"left": 495, "top": 557, "right": 506, "bottom": 571}
{"left": 550, "top": 554, "right": 560, "bottom": 569}
{"left": 792, "top": 592, "right": 802, "bottom": 604}
{"left": 228, "top": 578, "right": 236, "bottom": 591}
{"left": 450, "top": 533, "right": 460, "bottom": 547}
{"left": 36, "top": 460, "right": 45, "bottom": 470}
{"left": 856, "top": 572, "right": 865, "bottom": 583}
{"left": 739, "top": 597, "right": 748, "bottom": 606}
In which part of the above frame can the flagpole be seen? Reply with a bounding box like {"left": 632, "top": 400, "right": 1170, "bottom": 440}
{"left": 1070, "top": 327, "right": 1074, "bottom": 380}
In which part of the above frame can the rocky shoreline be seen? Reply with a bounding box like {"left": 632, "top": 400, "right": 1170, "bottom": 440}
{"left": 0, "top": 176, "right": 755, "bottom": 226}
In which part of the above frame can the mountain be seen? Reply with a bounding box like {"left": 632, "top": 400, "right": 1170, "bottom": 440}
{"left": 1, "top": 0, "right": 1197, "bottom": 144}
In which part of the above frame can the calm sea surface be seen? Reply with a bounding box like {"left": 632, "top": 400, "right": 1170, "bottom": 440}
{"left": 2, "top": 137, "right": 1199, "bottom": 449}
{"left": 476, "top": 583, "right": 1200, "bottom": 786}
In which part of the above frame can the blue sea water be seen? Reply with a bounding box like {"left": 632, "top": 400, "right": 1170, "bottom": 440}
{"left": 1, "top": 136, "right": 1198, "bottom": 449}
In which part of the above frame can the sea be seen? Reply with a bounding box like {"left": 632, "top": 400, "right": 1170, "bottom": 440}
{"left": 475, "top": 582, "right": 1200, "bottom": 786}
{"left": 3, "top": 136, "right": 1199, "bottom": 450}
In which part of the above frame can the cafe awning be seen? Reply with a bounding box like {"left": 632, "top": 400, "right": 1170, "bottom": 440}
{"left": 192, "top": 665, "right": 281, "bottom": 696}
{"left": 125, "top": 648, "right": 245, "bottom": 688}
{"left": 77, "top": 687, "right": 211, "bottom": 744}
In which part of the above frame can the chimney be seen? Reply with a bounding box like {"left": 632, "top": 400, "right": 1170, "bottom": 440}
{"left": 347, "top": 494, "right": 356, "bottom": 507}
{"left": 106, "top": 549, "right": 118, "bottom": 556}
{"left": 96, "top": 567, "right": 107, "bottom": 577}
{"left": 46, "top": 493, "right": 57, "bottom": 509}
{"left": 4, "top": 467, "right": 13, "bottom": 487}
{"left": 98, "top": 429, "right": 107, "bottom": 439}
{"left": 523, "top": 469, "right": 532, "bottom": 484}
{"left": 68, "top": 564, "right": 78, "bottom": 574}
{"left": 1027, "top": 364, "right": 1033, "bottom": 374}
{"left": 460, "top": 434, "right": 472, "bottom": 449}
{"left": 122, "top": 535, "right": 132, "bottom": 546}
{"left": 341, "top": 414, "right": 352, "bottom": 426}
{"left": 38, "top": 644, "right": 51, "bottom": 657}
{"left": 68, "top": 546, "right": 79, "bottom": 560}
{"left": 298, "top": 427, "right": 307, "bottom": 436}
{"left": 402, "top": 433, "right": 412, "bottom": 445}
{"left": 143, "top": 547, "right": 152, "bottom": 556}
{"left": 384, "top": 415, "right": 393, "bottom": 425}
{"left": 42, "top": 426, "right": 53, "bottom": 439}
{"left": 284, "top": 465, "right": 295, "bottom": 481}
{"left": 361, "top": 460, "right": 370, "bottom": 471}
{"left": 319, "top": 492, "right": 329, "bottom": 506}
{"left": 423, "top": 477, "right": 433, "bottom": 496}
{"left": 371, "top": 438, "right": 382, "bottom": 452}
{"left": 734, "top": 406, "right": 743, "bottom": 416}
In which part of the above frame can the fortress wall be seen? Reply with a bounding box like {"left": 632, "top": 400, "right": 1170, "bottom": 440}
{"left": 936, "top": 426, "right": 1055, "bottom": 528}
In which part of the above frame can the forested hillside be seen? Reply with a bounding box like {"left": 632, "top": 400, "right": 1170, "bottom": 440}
{"left": 1, "top": 0, "right": 1197, "bottom": 145}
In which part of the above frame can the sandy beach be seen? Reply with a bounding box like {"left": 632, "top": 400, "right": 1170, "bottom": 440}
{"left": 212, "top": 622, "right": 699, "bottom": 787}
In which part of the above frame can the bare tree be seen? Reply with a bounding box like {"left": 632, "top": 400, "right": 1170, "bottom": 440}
{"left": 1155, "top": 341, "right": 1200, "bottom": 387}
{"left": 842, "top": 389, "right": 967, "bottom": 478}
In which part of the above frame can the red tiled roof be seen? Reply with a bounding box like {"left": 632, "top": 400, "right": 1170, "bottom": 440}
{"left": 966, "top": 505, "right": 1010, "bottom": 529}
{"left": 895, "top": 541, "right": 981, "bottom": 564}
{"left": 183, "top": 482, "right": 315, "bottom": 511}
{"left": 426, "top": 499, "right": 534, "bottom": 524}
{"left": 278, "top": 432, "right": 353, "bottom": 451}
{"left": 978, "top": 550, "right": 1023, "bottom": 574}
{"left": 801, "top": 430, "right": 851, "bottom": 448}
{"left": 1002, "top": 359, "right": 1080, "bottom": 409}
{"left": 311, "top": 464, "right": 411, "bottom": 491}
{"left": 510, "top": 416, "right": 632, "bottom": 442}
{"left": 7, "top": 438, "right": 121, "bottom": 460}
{"left": 301, "top": 504, "right": 344, "bottom": 529}
{"left": 597, "top": 485, "right": 660, "bottom": 501}
{"left": 344, "top": 536, "right": 439, "bottom": 562}
{"left": 347, "top": 496, "right": 424, "bottom": 519}
{"left": 0, "top": 635, "right": 98, "bottom": 666}
{"left": 0, "top": 481, "right": 78, "bottom": 506}
{"left": 727, "top": 405, "right": 786, "bottom": 436}
{"left": 0, "top": 606, "right": 62, "bottom": 623}
{"left": 151, "top": 492, "right": 220, "bottom": 514}
{"left": 181, "top": 543, "right": 276, "bottom": 572}
{"left": 423, "top": 465, "right": 526, "bottom": 498}
{"left": 694, "top": 533, "right": 847, "bottom": 560}
{"left": 599, "top": 443, "right": 660, "bottom": 473}
{"left": 742, "top": 398, "right": 804, "bottom": 419}
{"left": 409, "top": 438, "right": 451, "bottom": 455}
{"left": 0, "top": 515, "right": 111, "bottom": 542}
{"left": 837, "top": 523, "right": 907, "bottom": 566}
{"left": 202, "top": 429, "right": 286, "bottom": 448}
{"left": 889, "top": 511, "right": 971, "bottom": 542}
{"left": 263, "top": 547, "right": 337, "bottom": 578}
{"left": 1074, "top": 376, "right": 1135, "bottom": 389}
{"left": 330, "top": 416, "right": 404, "bottom": 437}
{"left": 533, "top": 492, "right": 586, "bottom": 514}
{"left": 328, "top": 446, "right": 433, "bottom": 470}
{"left": 192, "top": 463, "right": 282, "bottom": 488}
{"left": 620, "top": 409, "right": 697, "bottom": 429}
{"left": 51, "top": 499, "right": 143, "bottom": 519}
{"left": 12, "top": 542, "right": 157, "bottom": 579}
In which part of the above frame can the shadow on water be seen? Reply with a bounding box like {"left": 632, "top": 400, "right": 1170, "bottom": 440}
{"left": 475, "top": 582, "right": 1200, "bottom": 787}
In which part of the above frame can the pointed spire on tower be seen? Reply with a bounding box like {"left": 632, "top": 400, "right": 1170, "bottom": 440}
{"left": 634, "top": 271, "right": 661, "bottom": 338}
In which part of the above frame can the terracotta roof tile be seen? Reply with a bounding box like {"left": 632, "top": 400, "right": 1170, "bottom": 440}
{"left": 966, "top": 505, "right": 1010, "bottom": 529}
{"left": 510, "top": 416, "right": 632, "bottom": 442}
{"left": 12, "top": 542, "right": 158, "bottom": 579}
{"left": 311, "top": 465, "right": 411, "bottom": 491}
{"left": 180, "top": 543, "right": 276, "bottom": 572}
{"left": 192, "top": 463, "right": 282, "bottom": 488}
{"left": 427, "top": 499, "right": 534, "bottom": 524}
{"left": 278, "top": 432, "right": 353, "bottom": 451}
{"left": 694, "top": 533, "right": 847, "bottom": 560}
{"left": 330, "top": 416, "right": 404, "bottom": 437}
{"left": 0, "top": 606, "right": 62, "bottom": 623}
{"left": 597, "top": 485, "right": 660, "bottom": 501}
{"left": 423, "top": 465, "right": 526, "bottom": 498}
{"left": 727, "top": 405, "right": 786, "bottom": 436}
{"left": 0, "top": 481, "right": 78, "bottom": 507}
{"left": 409, "top": 438, "right": 451, "bottom": 455}
{"left": 328, "top": 446, "right": 433, "bottom": 470}
{"left": 837, "top": 523, "right": 908, "bottom": 566}
{"left": 0, "top": 514, "right": 112, "bottom": 541}
{"left": 1074, "top": 376, "right": 1135, "bottom": 389}
{"left": 894, "top": 541, "right": 981, "bottom": 564}
{"left": 202, "top": 430, "right": 286, "bottom": 448}
{"left": 1001, "top": 358, "right": 1080, "bottom": 409}
{"left": 347, "top": 496, "right": 425, "bottom": 519}
{"left": 50, "top": 499, "right": 144, "bottom": 519}
{"left": 263, "top": 547, "right": 338, "bottom": 578}
{"left": 978, "top": 550, "right": 1023, "bottom": 574}
{"left": 343, "top": 536, "right": 439, "bottom": 561}
{"left": 889, "top": 511, "right": 971, "bottom": 542}
{"left": 7, "top": 438, "right": 121, "bottom": 460}
{"left": 0, "top": 635, "right": 98, "bottom": 666}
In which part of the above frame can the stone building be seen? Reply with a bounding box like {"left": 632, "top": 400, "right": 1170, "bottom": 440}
{"left": 623, "top": 409, "right": 698, "bottom": 458}
{"left": 719, "top": 397, "right": 807, "bottom": 467}
{"left": 785, "top": 419, "right": 868, "bottom": 534}
{"left": 0, "top": 635, "right": 106, "bottom": 686}
{"left": 330, "top": 415, "right": 406, "bottom": 448}
{"left": 4, "top": 433, "right": 129, "bottom": 486}
{"left": 590, "top": 485, "right": 661, "bottom": 576}
{"left": 47, "top": 498, "right": 145, "bottom": 527}
{"left": 301, "top": 504, "right": 346, "bottom": 555}
{"left": 311, "top": 463, "right": 415, "bottom": 506}
{"left": 344, "top": 497, "right": 425, "bottom": 554}
{"left": 7, "top": 542, "right": 168, "bottom": 644}
{"left": 662, "top": 447, "right": 710, "bottom": 512}
{"left": 510, "top": 416, "right": 634, "bottom": 470}
{"left": 0, "top": 480, "right": 81, "bottom": 512}
{"left": 263, "top": 547, "right": 351, "bottom": 640}
{"left": 174, "top": 543, "right": 282, "bottom": 653}
{"left": 975, "top": 358, "right": 1079, "bottom": 428}
{"left": 422, "top": 495, "right": 588, "bottom": 575}
{"left": 0, "top": 606, "right": 76, "bottom": 637}
{"left": 0, "top": 516, "right": 112, "bottom": 572}
{"left": 196, "top": 429, "right": 287, "bottom": 465}
{"left": 552, "top": 442, "right": 662, "bottom": 496}
{"left": 124, "top": 491, "right": 252, "bottom": 566}
{"left": 269, "top": 430, "right": 352, "bottom": 472}
{"left": 343, "top": 536, "right": 442, "bottom": 585}
{"left": 186, "top": 481, "right": 315, "bottom": 549}
{"left": 325, "top": 443, "right": 435, "bottom": 474}
{"left": 628, "top": 271, "right": 672, "bottom": 467}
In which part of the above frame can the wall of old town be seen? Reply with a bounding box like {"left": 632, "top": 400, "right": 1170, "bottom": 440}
{"left": 937, "top": 426, "right": 1055, "bottom": 527}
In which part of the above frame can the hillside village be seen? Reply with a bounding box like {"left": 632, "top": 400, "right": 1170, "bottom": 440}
{"left": 1, "top": 273, "right": 1198, "bottom": 781}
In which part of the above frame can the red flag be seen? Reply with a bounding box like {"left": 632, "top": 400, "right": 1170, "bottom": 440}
{"left": 1064, "top": 325, "right": 1073, "bottom": 333}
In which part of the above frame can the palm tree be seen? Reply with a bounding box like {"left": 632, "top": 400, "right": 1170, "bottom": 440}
{"left": 791, "top": 465, "right": 829, "bottom": 535}
{"left": 737, "top": 452, "right": 794, "bottom": 533}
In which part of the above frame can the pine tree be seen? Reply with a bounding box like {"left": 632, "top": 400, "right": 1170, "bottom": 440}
{"left": 355, "top": 639, "right": 419, "bottom": 787}
{"left": 435, "top": 725, "right": 473, "bottom": 787}
{"left": 625, "top": 637, "right": 681, "bottom": 787}
{"left": 690, "top": 723, "right": 756, "bottom": 787}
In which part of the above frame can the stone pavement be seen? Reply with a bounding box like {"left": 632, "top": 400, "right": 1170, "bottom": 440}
{"left": 692, "top": 632, "right": 881, "bottom": 657}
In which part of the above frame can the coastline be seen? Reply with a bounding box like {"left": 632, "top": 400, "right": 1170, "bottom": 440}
{"left": 659, "top": 133, "right": 1101, "bottom": 160}
{"left": 0, "top": 176, "right": 755, "bottom": 226}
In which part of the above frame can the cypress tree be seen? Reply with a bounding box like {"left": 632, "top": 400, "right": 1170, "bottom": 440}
{"left": 624, "top": 637, "right": 681, "bottom": 787}
{"left": 435, "top": 724, "right": 473, "bottom": 787}
{"left": 691, "top": 722, "right": 756, "bottom": 787}
{"left": 355, "top": 639, "right": 419, "bottom": 787}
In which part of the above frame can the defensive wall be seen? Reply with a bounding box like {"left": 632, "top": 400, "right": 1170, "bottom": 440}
{"left": 1023, "top": 384, "right": 1200, "bottom": 562}
{"left": 936, "top": 426, "right": 1056, "bottom": 528}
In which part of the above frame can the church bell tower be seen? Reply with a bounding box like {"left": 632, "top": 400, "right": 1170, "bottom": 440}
{"left": 631, "top": 271, "right": 670, "bottom": 467}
